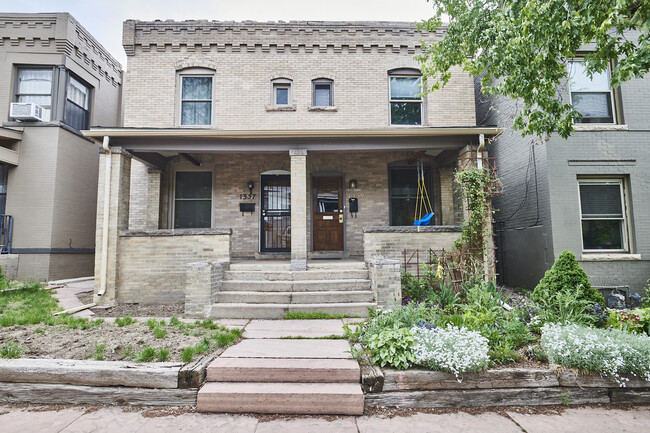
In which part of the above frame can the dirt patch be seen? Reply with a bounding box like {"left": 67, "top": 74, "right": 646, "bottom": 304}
{"left": 0, "top": 321, "right": 238, "bottom": 363}
{"left": 76, "top": 292, "right": 184, "bottom": 318}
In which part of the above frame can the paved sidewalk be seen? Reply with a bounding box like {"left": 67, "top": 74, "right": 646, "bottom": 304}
{"left": 0, "top": 405, "right": 648, "bottom": 432}
{"left": 48, "top": 279, "right": 95, "bottom": 318}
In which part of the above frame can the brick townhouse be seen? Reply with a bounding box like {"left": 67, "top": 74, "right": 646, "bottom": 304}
{"left": 84, "top": 20, "right": 499, "bottom": 318}
{"left": 483, "top": 33, "right": 650, "bottom": 298}
{"left": 0, "top": 13, "right": 122, "bottom": 281}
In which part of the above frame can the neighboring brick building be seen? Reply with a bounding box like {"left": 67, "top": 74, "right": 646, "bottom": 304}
{"left": 84, "top": 20, "right": 498, "bottom": 313}
{"left": 483, "top": 42, "right": 650, "bottom": 296}
{"left": 0, "top": 13, "right": 122, "bottom": 280}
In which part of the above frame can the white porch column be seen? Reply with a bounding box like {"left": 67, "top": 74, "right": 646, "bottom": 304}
{"left": 290, "top": 148, "right": 308, "bottom": 271}
{"left": 94, "top": 147, "right": 132, "bottom": 305}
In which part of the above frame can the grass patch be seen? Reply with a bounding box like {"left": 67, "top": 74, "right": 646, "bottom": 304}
{"left": 115, "top": 316, "right": 136, "bottom": 327}
{"left": 157, "top": 348, "right": 170, "bottom": 362}
{"left": 0, "top": 282, "right": 57, "bottom": 326}
{"left": 153, "top": 326, "right": 167, "bottom": 339}
{"left": 94, "top": 343, "right": 107, "bottom": 360}
{"left": 181, "top": 347, "right": 195, "bottom": 363}
{"left": 0, "top": 341, "right": 23, "bottom": 358}
{"left": 135, "top": 347, "right": 156, "bottom": 362}
{"left": 213, "top": 328, "right": 242, "bottom": 347}
{"left": 284, "top": 311, "right": 359, "bottom": 320}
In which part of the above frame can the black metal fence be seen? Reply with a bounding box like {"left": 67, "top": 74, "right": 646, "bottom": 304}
{"left": 0, "top": 215, "right": 13, "bottom": 254}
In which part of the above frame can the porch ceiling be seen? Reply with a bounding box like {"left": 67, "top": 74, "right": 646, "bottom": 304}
{"left": 82, "top": 127, "right": 501, "bottom": 154}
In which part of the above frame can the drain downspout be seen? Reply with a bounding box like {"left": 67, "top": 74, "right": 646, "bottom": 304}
{"left": 97, "top": 136, "right": 111, "bottom": 297}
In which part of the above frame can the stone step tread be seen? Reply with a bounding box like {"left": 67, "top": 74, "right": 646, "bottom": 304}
{"left": 197, "top": 382, "right": 364, "bottom": 415}
{"left": 224, "top": 270, "right": 369, "bottom": 281}
{"left": 221, "top": 280, "right": 372, "bottom": 293}
{"left": 208, "top": 302, "right": 374, "bottom": 319}
{"left": 216, "top": 290, "right": 375, "bottom": 304}
{"left": 223, "top": 279, "right": 371, "bottom": 284}
{"left": 206, "top": 358, "right": 360, "bottom": 383}
{"left": 220, "top": 338, "right": 352, "bottom": 359}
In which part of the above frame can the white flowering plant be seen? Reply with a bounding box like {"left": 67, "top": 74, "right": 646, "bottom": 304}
{"left": 411, "top": 324, "right": 490, "bottom": 380}
{"left": 541, "top": 323, "right": 650, "bottom": 386}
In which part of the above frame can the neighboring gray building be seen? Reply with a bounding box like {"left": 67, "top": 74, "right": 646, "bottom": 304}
{"left": 0, "top": 13, "right": 122, "bottom": 280}
{"left": 483, "top": 55, "right": 650, "bottom": 295}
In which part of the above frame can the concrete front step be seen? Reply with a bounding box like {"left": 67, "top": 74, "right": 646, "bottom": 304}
{"left": 215, "top": 290, "right": 375, "bottom": 304}
{"left": 207, "top": 302, "right": 375, "bottom": 319}
{"left": 224, "top": 270, "right": 369, "bottom": 281}
{"left": 197, "top": 382, "right": 364, "bottom": 415}
{"left": 221, "top": 279, "right": 371, "bottom": 292}
{"left": 206, "top": 357, "right": 360, "bottom": 383}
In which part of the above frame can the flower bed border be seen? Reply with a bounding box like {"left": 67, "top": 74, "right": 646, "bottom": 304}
{"left": 363, "top": 367, "right": 650, "bottom": 408}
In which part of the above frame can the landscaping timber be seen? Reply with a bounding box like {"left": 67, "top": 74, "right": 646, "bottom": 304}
{"left": 0, "top": 383, "right": 197, "bottom": 406}
{"left": 610, "top": 389, "right": 650, "bottom": 404}
{"left": 0, "top": 359, "right": 181, "bottom": 389}
{"left": 365, "top": 387, "right": 610, "bottom": 408}
{"left": 558, "top": 370, "right": 650, "bottom": 388}
{"left": 381, "top": 368, "right": 559, "bottom": 391}
{"left": 178, "top": 349, "right": 225, "bottom": 389}
{"left": 361, "top": 364, "right": 384, "bottom": 393}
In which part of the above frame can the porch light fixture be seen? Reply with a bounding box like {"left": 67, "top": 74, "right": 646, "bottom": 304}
{"left": 349, "top": 179, "right": 358, "bottom": 189}
{"left": 247, "top": 181, "right": 254, "bottom": 195}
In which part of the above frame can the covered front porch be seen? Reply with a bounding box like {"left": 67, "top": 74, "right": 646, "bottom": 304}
{"left": 84, "top": 127, "right": 498, "bottom": 316}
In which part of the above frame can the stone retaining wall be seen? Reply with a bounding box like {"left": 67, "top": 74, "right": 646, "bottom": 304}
{"left": 363, "top": 226, "right": 461, "bottom": 262}
{"left": 363, "top": 367, "right": 650, "bottom": 408}
{"left": 116, "top": 228, "right": 231, "bottom": 304}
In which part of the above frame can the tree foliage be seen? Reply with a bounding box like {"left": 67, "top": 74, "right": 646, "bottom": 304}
{"left": 417, "top": 0, "right": 650, "bottom": 139}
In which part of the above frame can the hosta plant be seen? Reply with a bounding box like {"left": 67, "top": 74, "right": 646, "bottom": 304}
{"left": 365, "top": 326, "right": 415, "bottom": 370}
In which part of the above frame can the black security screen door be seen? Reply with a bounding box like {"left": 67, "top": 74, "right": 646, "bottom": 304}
{"left": 261, "top": 175, "right": 291, "bottom": 252}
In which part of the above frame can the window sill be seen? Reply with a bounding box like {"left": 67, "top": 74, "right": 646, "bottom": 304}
{"left": 265, "top": 105, "right": 296, "bottom": 112}
{"left": 573, "top": 124, "right": 629, "bottom": 132}
{"left": 580, "top": 253, "right": 641, "bottom": 262}
{"left": 308, "top": 106, "right": 338, "bottom": 112}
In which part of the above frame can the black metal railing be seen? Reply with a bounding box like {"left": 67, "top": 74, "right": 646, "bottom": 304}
{"left": 0, "top": 215, "right": 13, "bottom": 254}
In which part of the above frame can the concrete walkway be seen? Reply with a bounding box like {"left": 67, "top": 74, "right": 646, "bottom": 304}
{"left": 48, "top": 279, "right": 95, "bottom": 318}
{"left": 1, "top": 405, "right": 648, "bottom": 432}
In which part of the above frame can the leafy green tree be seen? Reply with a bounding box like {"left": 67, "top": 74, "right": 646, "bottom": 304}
{"left": 417, "top": 0, "right": 650, "bottom": 139}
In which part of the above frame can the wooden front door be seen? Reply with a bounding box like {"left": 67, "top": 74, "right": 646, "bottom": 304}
{"left": 313, "top": 176, "right": 344, "bottom": 251}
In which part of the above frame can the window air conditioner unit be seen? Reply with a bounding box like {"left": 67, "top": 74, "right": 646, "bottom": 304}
{"left": 9, "top": 102, "right": 45, "bottom": 121}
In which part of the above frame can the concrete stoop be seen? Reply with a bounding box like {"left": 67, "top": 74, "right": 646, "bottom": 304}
{"left": 208, "top": 264, "right": 376, "bottom": 319}
{"left": 197, "top": 339, "right": 364, "bottom": 415}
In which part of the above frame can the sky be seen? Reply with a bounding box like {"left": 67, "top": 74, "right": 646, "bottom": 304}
{"left": 3, "top": 0, "right": 438, "bottom": 67}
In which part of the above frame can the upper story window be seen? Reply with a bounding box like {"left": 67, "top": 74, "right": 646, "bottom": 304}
{"left": 568, "top": 60, "right": 616, "bottom": 124}
{"left": 578, "top": 179, "right": 628, "bottom": 252}
{"left": 16, "top": 68, "right": 53, "bottom": 121}
{"left": 389, "top": 69, "right": 423, "bottom": 126}
{"left": 65, "top": 76, "right": 91, "bottom": 130}
{"left": 271, "top": 78, "right": 293, "bottom": 107}
{"left": 180, "top": 76, "right": 213, "bottom": 126}
{"left": 312, "top": 78, "right": 333, "bottom": 107}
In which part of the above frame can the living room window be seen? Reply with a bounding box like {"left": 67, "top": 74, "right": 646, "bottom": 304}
{"left": 389, "top": 165, "right": 430, "bottom": 226}
{"left": 174, "top": 171, "right": 212, "bottom": 228}
{"left": 568, "top": 60, "right": 616, "bottom": 124}
{"left": 180, "top": 76, "right": 213, "bottom": 126}
{"left": 65, "top": 75, "right": 91, "bottom": 130}
{"left": 16, "top": 68, "right": 53, "bottom": 121}
{"left": 312, "top": 78, "right": 333, "bottom": 106}
{"left": 389, "top": 69, "right": 423, "bottom": 125}
{"left": 271, "top": 78, "right": 293, "bottom": 107}
{"left": 578, "top": 179, "right": 628, "bottom": 251}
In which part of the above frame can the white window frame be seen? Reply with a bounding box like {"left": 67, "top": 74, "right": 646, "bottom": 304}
{"left": 388, "top": 73, "right": 423, "bottom": 126}
{"left": 567, "top": 59, "right": 617, "bottom": 125}
{"left": 177, "top": 70, "right": 214, "bottom": 127}
{"left": 577, "top": 178, "right": 629, "bottom": 253}
{"left": 171, "top": 168, "right": 214, "bottom": 229}
{"left": 312, "top": 78, "right": 333, "bottom": 107}
{"left": 271, "top": 78, "right": 293, "bottom": 107}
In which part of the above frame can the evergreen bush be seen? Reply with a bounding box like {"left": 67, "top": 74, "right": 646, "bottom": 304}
{"left": 532, "top": 250, "right": 605, "bottom": 306}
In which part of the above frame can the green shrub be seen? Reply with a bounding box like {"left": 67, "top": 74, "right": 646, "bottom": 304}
{"left": 0, "top": 341, "right": 23, "bottom": 359}
{"left": 94, "top": 343, "right": 107, "bottom": 360}
{"left": 643, "top": 280, "right": 650, "bottom": 308}
{"left": 536, "top": 286, "right": 599, "bottom": 327}
{"left": 532, "top": 250, "right": 605, "bottom": 306}
{"left": 541, "top": 323, "right": 650, "bottom": 385}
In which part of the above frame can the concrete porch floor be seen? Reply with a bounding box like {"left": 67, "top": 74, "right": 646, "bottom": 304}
{"left": 229, "top": 258, "right": 367, "bottom": 271}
